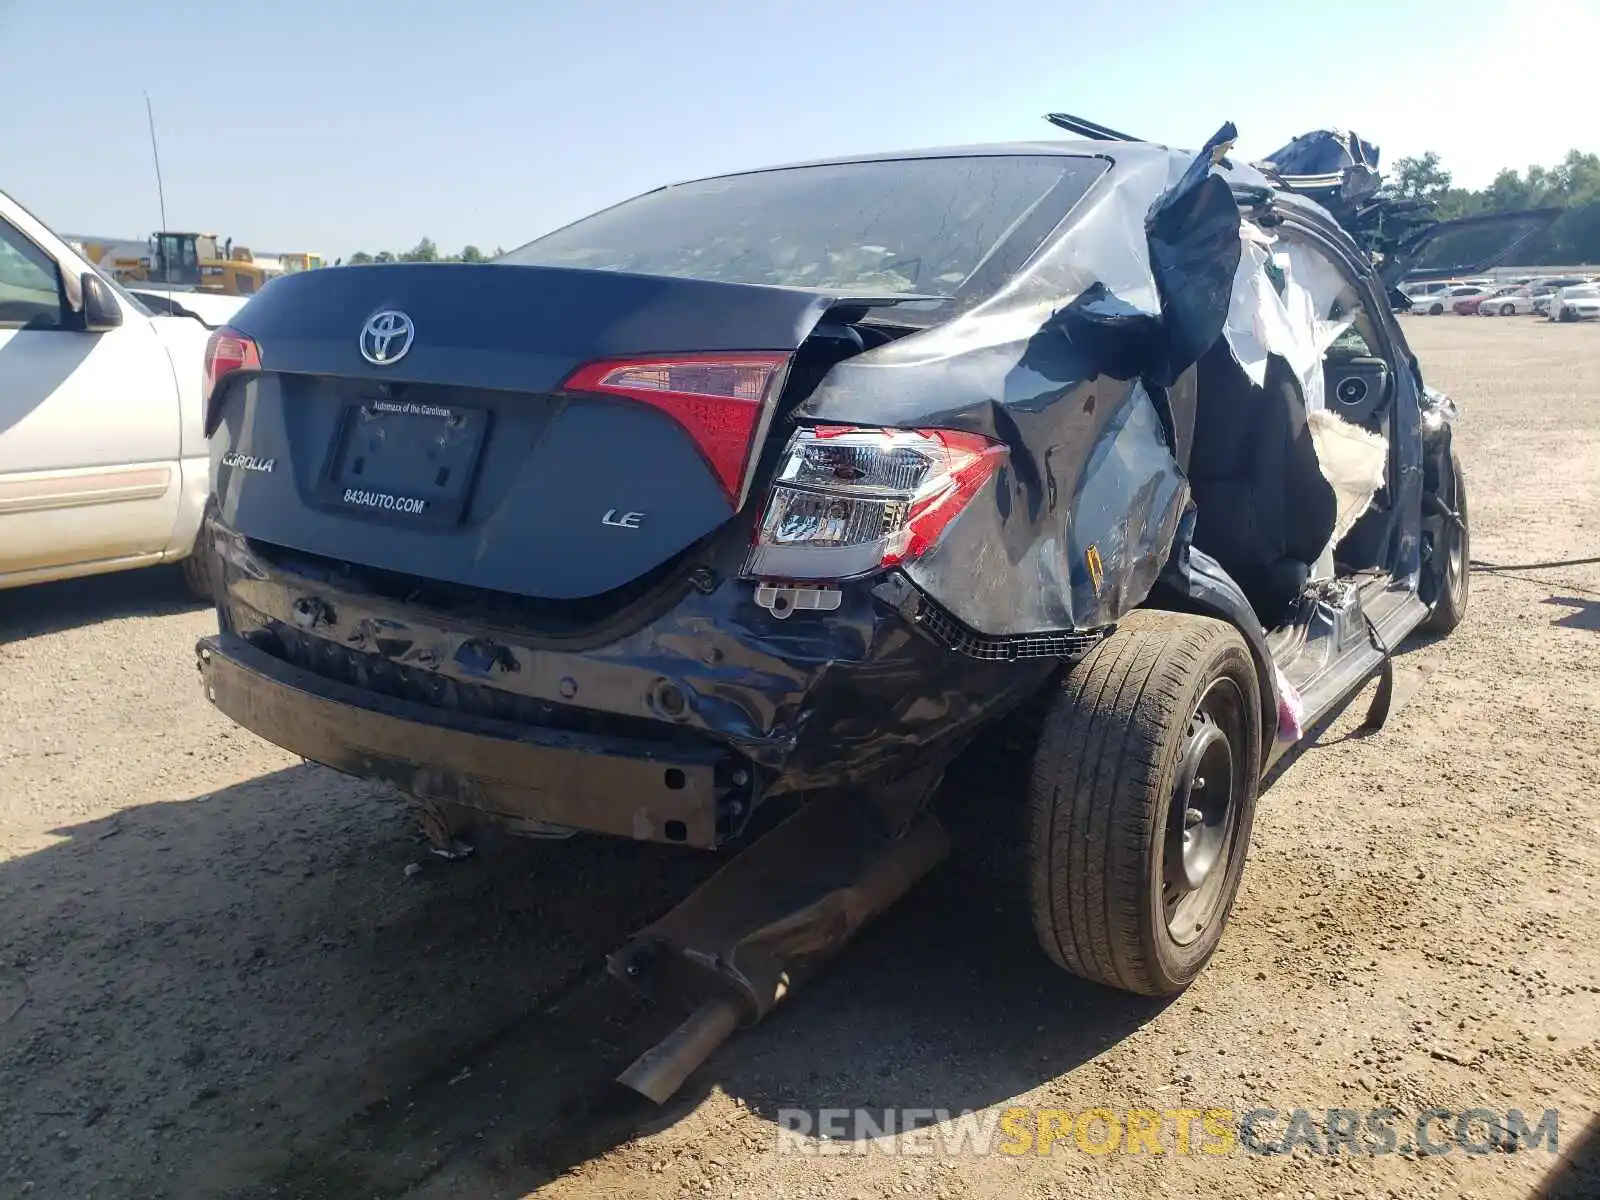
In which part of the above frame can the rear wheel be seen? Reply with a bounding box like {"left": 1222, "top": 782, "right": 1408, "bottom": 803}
{"left": 180, "top": 530, "right": 217, "bottom": 602}
{"left": 1428, "top": 302, "right": 1444, "bottom": 316}
{"left": 1420, "top": 451, "right": 1470, "bottom": 636}
{"left": 1026, "top": 611, "right": 1261, "bottom": 996}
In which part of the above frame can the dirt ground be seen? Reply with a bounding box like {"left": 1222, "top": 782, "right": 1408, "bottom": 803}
{"left": 1, "top": 317, "right": 1597, "bottom": 1200}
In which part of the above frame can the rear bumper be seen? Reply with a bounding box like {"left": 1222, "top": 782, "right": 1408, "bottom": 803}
{"left": 198, "top": 632, "right": 731, "bottom": 847}
{"left": 198, "top": 524, "right": 1061, "bottom": 844}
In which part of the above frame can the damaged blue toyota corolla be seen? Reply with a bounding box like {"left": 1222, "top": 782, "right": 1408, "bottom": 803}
{"left": 193, "top": 118, "right": 1556, "bottom": 1099}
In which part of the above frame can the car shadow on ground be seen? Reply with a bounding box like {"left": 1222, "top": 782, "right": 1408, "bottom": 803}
{"left": 0, "top": 723, "right": 1176, "bottom": 1199}
{"left": 251, "top": 720, "right": 1178, "bottom": 1196}
{"left": 0, "top": 563, "right": 205, "bottom": 643}
{"left": 555, "top": 863, "right": 1172, "bottom": 1164}
{"left": 0, "top": 613, "right": 1468, "bottom": 1199}
{"left": 1535, "top": 1110, "right": 1600, "bottom": 1199}
{"left": 0, "top": 763, "right": 726, "bottom": 1198}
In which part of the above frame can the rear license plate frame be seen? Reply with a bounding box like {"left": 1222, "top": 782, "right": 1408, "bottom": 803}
{"left": 314, "top": 396, "right": 491, "bottom": 527}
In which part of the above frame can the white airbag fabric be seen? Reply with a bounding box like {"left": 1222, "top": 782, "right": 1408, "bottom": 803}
{"left": 1308, "top": 408, "right": 1388, "bottom": 550}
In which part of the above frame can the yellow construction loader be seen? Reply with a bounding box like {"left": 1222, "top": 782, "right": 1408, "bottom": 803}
{"left": 81, "top": 232, "right": 278, "bottom": 296}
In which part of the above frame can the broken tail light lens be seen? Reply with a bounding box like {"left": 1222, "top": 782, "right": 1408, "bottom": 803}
{"left": 202, "top": 326, "right": 261, "bottom": 437}
{"left": 742, "top": 425, "right": 1006, "bottom": 580}
{"left": 562, "top": 353, "right": 792, "bottom": 503}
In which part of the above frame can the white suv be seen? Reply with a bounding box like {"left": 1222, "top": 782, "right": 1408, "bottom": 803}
{"left": 0, "top": 189, "right": 232, "bottom": 594}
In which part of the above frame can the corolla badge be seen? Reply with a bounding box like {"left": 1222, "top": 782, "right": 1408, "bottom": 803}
{"left": 360, "top": 310, "right": 415, "bottom": 365}
{"left": 222, "top": 451, "right": 275, "bottom": 473}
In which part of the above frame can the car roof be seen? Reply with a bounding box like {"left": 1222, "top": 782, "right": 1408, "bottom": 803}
{"left": 662, "top": 135, "right": 1290, "bottom": 232}
{"left": 666, "top": 138, "right": 1196, "bottom": 187}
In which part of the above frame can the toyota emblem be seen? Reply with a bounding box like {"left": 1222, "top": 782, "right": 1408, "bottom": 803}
{"left": 360, "top": 310, "right": 415, "bottom": 365}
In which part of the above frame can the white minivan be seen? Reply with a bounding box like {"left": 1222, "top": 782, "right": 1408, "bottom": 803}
{"left": 0, "top": 189, "right": 239, "bottom": 594}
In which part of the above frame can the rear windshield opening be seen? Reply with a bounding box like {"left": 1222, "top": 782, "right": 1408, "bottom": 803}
{"left": 501, "top": 155, "right": 1107, "bottom": 302}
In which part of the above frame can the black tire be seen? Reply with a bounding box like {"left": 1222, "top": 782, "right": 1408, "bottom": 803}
{"left": 1026, "top": 610, "right": 1261, "bottom": 996}
{"left": 1428, "top": 303, "right": 1444, "bottom": 316}
{"left": 180, "top": 531, "right": 217, "bottom": 602}
{"left": 1558, "top": 307, "right": 1578, "bottom": 323}
{"left": 1420, "top": 451, "right": 1469, "bottom": 636}
{"left": 1499, "top": 303, "right": 1516, "bottom": 317}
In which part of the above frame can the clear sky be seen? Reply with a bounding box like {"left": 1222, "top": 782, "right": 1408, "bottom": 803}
{"left": 3, "top": 0, "right": 1596, "bottom": 260}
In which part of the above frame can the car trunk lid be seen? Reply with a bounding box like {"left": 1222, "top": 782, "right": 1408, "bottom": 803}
{"left": 211, "top": 263, "right": 844, "bottom": 600}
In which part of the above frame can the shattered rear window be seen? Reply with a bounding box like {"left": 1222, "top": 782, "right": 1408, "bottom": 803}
{"left": 502, "top": 156, "right": 1107, "bottom": 299}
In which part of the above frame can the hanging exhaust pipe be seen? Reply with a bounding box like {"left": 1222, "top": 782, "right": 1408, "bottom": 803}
{"left": 609, "top": 794, "right": 950, "bottom": 1102}
{"left": 615, "top": 997, "right": 746, "bottom": 1104}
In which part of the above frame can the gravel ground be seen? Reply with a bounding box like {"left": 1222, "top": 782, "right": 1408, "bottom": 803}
{"left": 0, "top": 317, "right": 1596, "bottom": 1200}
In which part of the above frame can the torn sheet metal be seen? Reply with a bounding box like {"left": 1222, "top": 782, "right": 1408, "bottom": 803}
{"left": 1253, "top": 129, "right": 1387, "bottom": 246}
{"left": 1261, "top": 129, "right": 1380, "bottom": 179}
{"left": 898, "top": 378, "right": 1187, "bottom": 633}
{"left": 799, "top": 128, "right": 1256, "bottom": 636}
{"left": 1145, "top": 123, "right": 1245, "bottom": 382}
{"left": 789, "top": 119, "right": 1401, "bottom": 650}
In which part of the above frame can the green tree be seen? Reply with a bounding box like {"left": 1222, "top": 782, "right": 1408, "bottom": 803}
{"left": 1525, "top": 165, "right": 1555, "bottom": 203}
{"left": 347, "top": 250, "right": 374, "bottom": 265}
{"left": 1481, "top": 168, "right": 1534, "bottom": 213}
{"left": 374, "top": 250, "right": 396, "bottom": 264}
{"left": 459, "top": 245, "right": 487, "bottom": 263}
{"left": 399, "top": 237, "right": 438, "bottom": 263}
{"left": 1455, "top": 151, "right": 1600, "bottom": 265}
{"left": 1391, "top": 152, "right": 1452, "bottom": 203}
{"left": 1429, "top": 183, "right": 1485, "bottom": 221}
{"left": 1382, "top": 148, "right": 1600, "bottom": 266}
{"left": 1552, "top": 150, "right": 1600, "bottom": 202}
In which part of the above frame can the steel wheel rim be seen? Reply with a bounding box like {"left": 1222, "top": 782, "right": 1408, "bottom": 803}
{"left": 1161, "top": 677, "right": 1246, "bottom": 946}
{"left": 1446, "top": 470, "right": 1466, "bottom": 599}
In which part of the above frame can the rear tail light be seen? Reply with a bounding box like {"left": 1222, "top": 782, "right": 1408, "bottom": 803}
{"left": 202, "top": 326, "right": 261, "bottom": 436}
{"left": 562, "top": 353, "right": 791, "bottom": 502}
{"left": 742, "top": 425, "right": 1006, "bottom": 580}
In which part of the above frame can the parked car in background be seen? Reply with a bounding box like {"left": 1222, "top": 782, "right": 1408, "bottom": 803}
{"left": 1401, "top": 280, "right": 1465, "bottom": 308}
{"left": 1549, "top": 283, "right": 1600, "bottom": 322}
{"left": 1454, "top": 283, "right": 1522, "bottom": 315}
{"left": 1477, "top": 286, "right": 1539, "bottom": 316}
{"left": 1410, "top": 283, "right": 1488, "bottom": 315}
{"left": 1531, "top": 277, "right": 1591, "bottom": 316}
{"left": 0, "top": 188, "right": 217, "bottom": 595}
{"left": 1402, "top": 280, "right": 1451, "bottom": 301}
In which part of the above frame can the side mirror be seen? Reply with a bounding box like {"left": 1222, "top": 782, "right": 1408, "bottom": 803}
{"left": 80, "top": 272, "right": 122, "bottom": 332}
